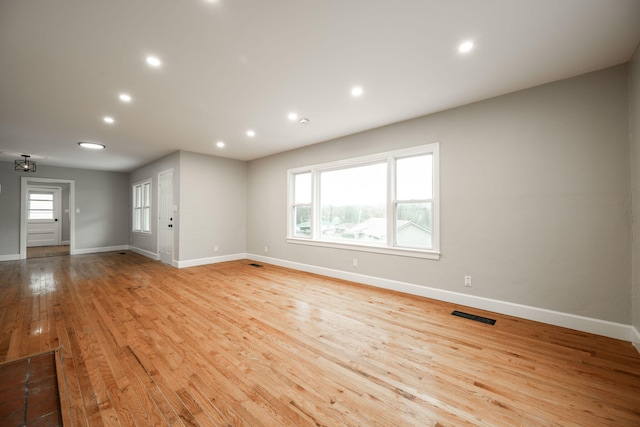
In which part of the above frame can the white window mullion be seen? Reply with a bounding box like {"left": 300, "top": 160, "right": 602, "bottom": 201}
{"left": 387, "top": 158, "right": 396, "bottom": 247}
{"left": 312, "top": 169, "right": 320, "bottom": 240}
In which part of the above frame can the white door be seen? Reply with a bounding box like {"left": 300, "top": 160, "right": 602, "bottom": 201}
{"left": 27, "top": 187, "right": 61, "bottom": 247}
{"left": 158, "top": 169, "right": 174, "bottom": 265}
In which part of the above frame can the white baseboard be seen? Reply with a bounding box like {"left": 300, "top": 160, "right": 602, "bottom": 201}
{"left": 0, "top": 254, "right": 20, "bottom": 262}
{"left": 633, "top": 326, "right": 640, "bottom": 353}
{"left": 128, "top": 246, "right": 160, "bottom": 260}
{"left": 176, "top": 252, "right": 246, "bottom": 269}
{"left": 72, "top": 245, "right": 130, "bottom": 255}
{"left": 247, "top": 253, "right": 634, "bottom": 343}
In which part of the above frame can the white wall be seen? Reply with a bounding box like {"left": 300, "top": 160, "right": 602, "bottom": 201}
{"left": 178, "top": 151, "right": 247, "bottom": 263}
{"left": 247, "top": 65, "right": 631, "bottom": 325}
{"left": 0, "top": 163, "right": 129, "bottom": 257}
{"left": 630, "top": 43, "right": 640, "bottom": 347}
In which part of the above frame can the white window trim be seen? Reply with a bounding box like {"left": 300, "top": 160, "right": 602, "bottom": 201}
{"left": 132, "top": 179, "right": 152, "bottom": 234}
{"left": 287, "top": 143, "right": 440, "bottom": 260}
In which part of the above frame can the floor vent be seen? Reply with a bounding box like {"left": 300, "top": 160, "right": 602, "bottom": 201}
{"left": 452, "top": 310, "right": 496, "bottom": 325}
{"left": 119, "top": 252, "right": 127, "bottom": 255}
{"left": 248, "top": 263, "right": 263, "bottom": 268}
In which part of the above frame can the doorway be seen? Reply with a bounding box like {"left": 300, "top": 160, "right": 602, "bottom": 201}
{"left": 20, "top": 177, "right": 75, "bottom": 260}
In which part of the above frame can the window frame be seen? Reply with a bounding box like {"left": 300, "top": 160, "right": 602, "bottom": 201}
{"left": 287, "top": 143, "right": 440, "bottom": 260}
{"left": 132, "top": 179, "right": 152, "bottom": 234}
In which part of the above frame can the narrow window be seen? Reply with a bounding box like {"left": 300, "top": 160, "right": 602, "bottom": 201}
{"left": 133, "top": 180, "right": 151, "bottom": 233}
{"left": 395, "top": 154, "right": 433, "bottom": 249}
{"left": 292, "top": 172, "right": 312, "bottom": 238}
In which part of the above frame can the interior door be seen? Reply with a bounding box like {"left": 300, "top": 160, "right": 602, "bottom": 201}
{"left": 27, "top": 187, "right": 61, "bottom": 247}
{"left": 158, "top": 169, "right": 174, "bottom": 265}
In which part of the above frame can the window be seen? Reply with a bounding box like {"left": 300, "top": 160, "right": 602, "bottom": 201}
{"left": 287, "top": 143, "right": 439, "bottom": 259}
{"left": 28, "top": 192, "right": 54, "bottom": 220}
{"left": 133, "top": 180, "right": 151, "bottom": 233}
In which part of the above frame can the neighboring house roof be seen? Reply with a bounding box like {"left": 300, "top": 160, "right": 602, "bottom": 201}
{"left": 344, "top": 218, "right": 430, "bottom": 240}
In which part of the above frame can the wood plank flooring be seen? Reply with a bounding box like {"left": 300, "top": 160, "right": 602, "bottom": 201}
{"left": 1, "top": 251, "right": 639, "bottom": 426}
{"left": 27, "top": 245, "right": 70, "bottom": 259}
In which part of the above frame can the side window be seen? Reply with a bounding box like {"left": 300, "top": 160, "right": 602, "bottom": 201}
{"left": 133, "top": 180, "right": 151, "bottom": 233}
{"left": 292, "top": 172, "right": 312, "bottom": 237}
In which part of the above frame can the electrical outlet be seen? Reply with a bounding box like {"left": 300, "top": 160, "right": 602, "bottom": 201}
{"left": 353, "top": 258, "right": 358, "bottom": 268}
{"left": 264, "top": 246, "right": 268, "bottom": 253}
{"left": 214, "top": 246, "right": 219, "bottom": 252}
{"left": 464, "top": 276, "right": 472, "bottom": 287}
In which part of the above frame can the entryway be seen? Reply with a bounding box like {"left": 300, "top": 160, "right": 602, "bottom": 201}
{"left": 20, "top": 177, "right": 75, "bottom": 260}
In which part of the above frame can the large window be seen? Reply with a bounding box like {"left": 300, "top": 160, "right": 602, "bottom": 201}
{"left": 287, "top": 143, "right": 439, "bottom": 259}
{"left": 133, "top": 180, "right": 151, "bottom": 233}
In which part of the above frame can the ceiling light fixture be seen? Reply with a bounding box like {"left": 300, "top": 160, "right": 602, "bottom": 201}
{"left": 146, "top": 56, "right": 162, "bottom": 67}
{"left": 103, "top": 116, "right": 115, "bottom": 124}
{"left": 299, "top": 118, "right": 310, "bottom": 124}
{"left": 14, "top": 154, "right": 36, "bottom": 172}
{"left": 288, "top": 112, "right": 298, "bottom": 121}
{"left": 119, "top": 93, "right": 132, "bottom": 103}
{"left": 216, "top": 141, "right": 225, "bottom": 148}
{"left": 351, "top": 86, "right": 363, "bottom": 97}
{"left": 246, "top": 130, "right": 256, "bottom": 137}
{"left": 458, "top": 40, "right": 474, "bottom": 53}
{"left": 78, "top": 142, "right": 106, "bottom": 150}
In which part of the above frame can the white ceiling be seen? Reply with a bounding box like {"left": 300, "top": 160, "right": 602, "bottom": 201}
{"left": 1, "top": 0, "right": 639, "bottom": 172}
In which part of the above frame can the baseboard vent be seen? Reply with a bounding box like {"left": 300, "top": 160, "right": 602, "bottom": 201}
{"left": 248, "top": 263, "right": 263, "bottom": 268}
{"left": 452, "top": 310, "right": 496, "bottom": 325}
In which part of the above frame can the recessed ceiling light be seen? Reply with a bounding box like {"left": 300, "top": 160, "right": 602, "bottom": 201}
{"left": 458, "top": 41, "right": 474, "bottom": 53}
{"left": 299, "top": 118, "right": 310, "bottom": 124}
{"left": 78, "top": 142, "right": 106, "bottom": 150}
{"left": 119, "top": 93, "right": 132, "bottom": 103}
{"left": 288, "top": 112, "right": 298, "bottom": 121}
{"left": 351, "top": 86, "right": 363, "bottom": 97}
{"left": 146, "top": 56, "right": 162, "bottom": 67}
{"left": 103, "top": 116, "right": 115, "bottom": 124}
{"left": 216, "top": 141, "right": 225, "bottom": 148}
{"left": 246, "top": 130, "right": 256, "bottom": 137}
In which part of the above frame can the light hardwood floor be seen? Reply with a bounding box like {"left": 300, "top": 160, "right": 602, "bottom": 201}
{"left": 1, "top": 251, "right": 639, "bottom": 426}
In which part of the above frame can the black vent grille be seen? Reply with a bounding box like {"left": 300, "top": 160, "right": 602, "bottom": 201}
{"left": 452, "top": 310, "right": 496, "bottom": 325}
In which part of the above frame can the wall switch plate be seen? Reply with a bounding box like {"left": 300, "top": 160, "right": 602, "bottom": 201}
{"left": 353, "top": 258, "right": 358, "bottom": 267}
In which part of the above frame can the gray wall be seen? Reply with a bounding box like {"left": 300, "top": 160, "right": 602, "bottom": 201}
{"left": 178, "top": 151, "right": 247, "bottom": 261}
{"left": 630, "top": 44, "right": 640, "bottom": 338}
{"left": 128, "top": 151, "right": 180, "bottom": 259}
{"left": 0, "top": 162, "right": 129, "bottom": 255}
{"left": 247, "top": 65, "right": 631, "bottom": 324}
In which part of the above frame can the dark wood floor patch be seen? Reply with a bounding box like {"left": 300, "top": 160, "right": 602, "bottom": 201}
{"left": 0, "top": 352, "right": 62, "bottom": 426}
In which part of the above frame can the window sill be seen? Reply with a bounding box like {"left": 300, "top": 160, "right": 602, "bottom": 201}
{"left": 132, "top": 230, "right": 152, "bottom": 235}
{"left": 286, "top": 237, "right": 440, "bottom": 260}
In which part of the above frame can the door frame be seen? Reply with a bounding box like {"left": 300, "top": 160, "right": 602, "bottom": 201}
{"left": 20, "top": 177, "right": 76, "bottom": 259}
